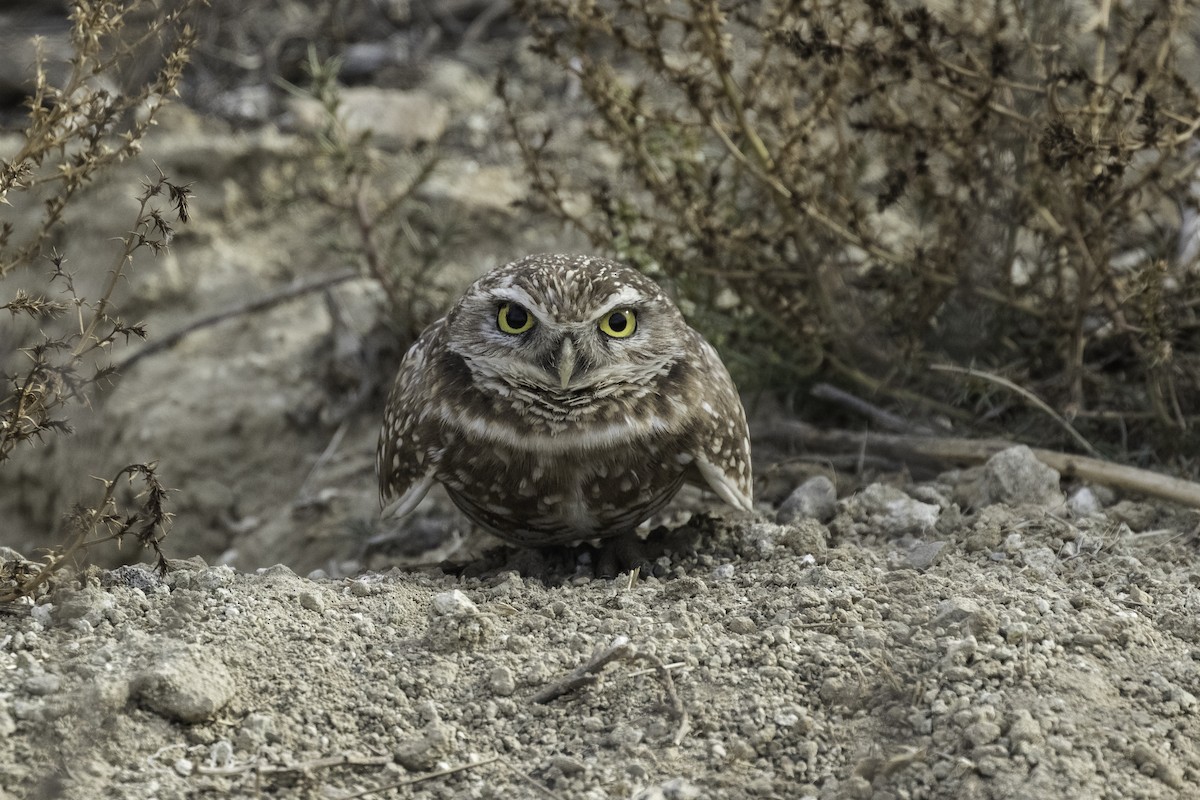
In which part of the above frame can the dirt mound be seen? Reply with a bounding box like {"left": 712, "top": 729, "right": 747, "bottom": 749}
{"left": 3, "top": 474, "right": 1198, "bottom": 799}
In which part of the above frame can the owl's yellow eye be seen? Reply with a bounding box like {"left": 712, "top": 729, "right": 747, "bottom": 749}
{"left": 599, "top": 309, "right": 637, "bottom": 338}
{"left": 497, "top": 303, "right": 535, "bottom": 334}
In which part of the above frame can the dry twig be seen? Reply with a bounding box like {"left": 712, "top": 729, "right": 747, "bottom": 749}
{"left": 115, "top": 269, "right": 359, "bottom": 371}
{"left": 765, "top": 420, "right": 1200, "bottom": 508}
{"left": 533, "top": 635, "right": 691, "bottom": 745}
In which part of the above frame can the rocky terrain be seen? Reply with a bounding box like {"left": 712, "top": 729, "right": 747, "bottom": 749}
{"left": 3, "top": 446, "right": 1200, "bottom": 799}
{"left": 1, "top": 2, "right": 1199, "bottom": 799}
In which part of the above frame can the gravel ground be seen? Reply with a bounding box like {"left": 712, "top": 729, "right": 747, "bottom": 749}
{"left": 3, "top": 447, "right": 1199, "bottom": 799}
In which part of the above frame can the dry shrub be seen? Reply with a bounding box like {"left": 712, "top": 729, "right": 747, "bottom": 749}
{"left": 504, "top": 0, "right": 1200, "bottom": 457}
{"left": 0, "top": 0, "right": 204, "bottom": 596}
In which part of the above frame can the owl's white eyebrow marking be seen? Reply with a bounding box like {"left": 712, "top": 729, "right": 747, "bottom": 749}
{"left": 582, "top": 286, "right": 644, "bottom": 320}
{"left": 491, "top": 287, "right": 551, "bottom": 318}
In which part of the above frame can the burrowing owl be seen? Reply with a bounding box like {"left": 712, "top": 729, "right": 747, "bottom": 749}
{"left": 377, "top": 254, "right": 753, "bottom": 546}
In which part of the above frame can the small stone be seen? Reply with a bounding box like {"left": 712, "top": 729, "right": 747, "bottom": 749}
{"left": 896, "top": 540, "right": 950, "bottom": 571}
{"left": 1007, "top": 709, "right": 1044, "bottom": 748}
{"left": 1066, "top": 487, "right": 1103, "bottom": 516}
{"left": 132, "top": 646, "right": 235, "bottom": 723}
{"left": 846, "top": 483, "right": 940, "bottom": 535}
{"left": 488, "top": 666, "right": 516, "bottom": 697}
{"left": 963, "top": 720, "right": 1002, "bottom": 748}
{"left": 101, "top": 565, "right": 164, "bottom": 593}
{"left": 932, "top": 597, "right": 996, "bottom": 635}
{"left": 431, "top": 589, "right": 478, "bottom": 617}
{"left": 661, "top": 777, "right": 702, "bottom": 799}
{"left": 778, "top": 519, "right": 829, "bottom": 556}
{"left": 975, "top": 445, "right": 1062, "bottom": 507}
{"left": 395, "top": 720, "right": 456, "bottom": 771}
{"left": 22, "top": 674, "right": 61, "bottom": 696}
{"left": 1131, "top": 742, "right": 1185, "bottom": 789}
{"left": 298, "top": 590, "right": 325, "bottom": 612}
{"left": 548, "top": 754, "right": 586, "bottom": 776}
{"left": 777, "top": 476, "right": 837, "bottom": 524}
{"left": 711, "top": 563, "right": 735, "bottom": 580}
{"left": 427, "top": 590, "right": 489, "bottom": 649}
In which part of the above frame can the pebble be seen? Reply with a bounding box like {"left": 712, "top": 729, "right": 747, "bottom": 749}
{"left": 848, "top": 483, "right": 940, "bottom": 535}
{"left": 894, "top": 540, "right": 950, "bottom": 572}
{"left": 712, "top": 563, "right": 736, "bottom": 580}
{"left": 975, "top": 445, "right": 1063, "bottom": 507}
{"left": 298, "top": 590, "right": 325, "bottom": 612}
{"left": 54, "top": 587, "right": 117, "bottom": 627}
{"left": 1020, "top": 547, "right": 1060, "bottom": 576}
{"left": 777, "top": 476, "right": 837, "bottom": 524}
{"left": 1007, "top": 709, "right": 1044, "bottom": 748}
{"left": 100, "top": 565, "right": 164, "bottom": 593}
{"left": 22, "top": 674, "right": 61, "bottom": 696}
{"left": 488, "top": 666, "right": 516, "bottom": 697}
{"left": 131, "top": 646, "right": 235, "bottom": 723}
{"left": 1131, "top": 742, "right": 1185, "bottom": 789}
{"left": 932, "top": 598, "right": 991, "bottom": 633}
{"left": 1066, "top": 486, "right": 1103, "bottom": 516}
{"left": 431, "top": 590, "right": 478, "bottom": 617}
{"left": 548, "top": 754, "right": 586, "bottom": 776}
{"left": 427, "top": 590, "right": 489, "bottom": 649}
{"left": 394, "top": 719, "right": 455, "bottom": 771}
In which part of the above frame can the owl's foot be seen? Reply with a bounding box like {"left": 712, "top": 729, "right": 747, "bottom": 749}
{"left": 589, "top": 534, "right": 658, "bottom": 579}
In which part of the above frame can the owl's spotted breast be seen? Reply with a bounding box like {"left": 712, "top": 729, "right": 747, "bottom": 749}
{"left": 439, "top": 438, "right": 688, "bottom": 545}
{"left": 377, "top": 253, "right": 753, "bottom": 549}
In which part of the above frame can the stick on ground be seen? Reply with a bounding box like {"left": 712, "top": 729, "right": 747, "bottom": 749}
{"left": 763, "top": 420, "right": 1200, "bottom": 508}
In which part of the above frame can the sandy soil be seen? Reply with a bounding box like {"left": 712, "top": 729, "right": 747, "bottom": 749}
{"left": 3, "top": 474, "right": 1200, "bottom": 799}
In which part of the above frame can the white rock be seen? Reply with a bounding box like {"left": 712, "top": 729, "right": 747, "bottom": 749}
{"left": 431, "top": 589, "right": 478, "bottom": 617}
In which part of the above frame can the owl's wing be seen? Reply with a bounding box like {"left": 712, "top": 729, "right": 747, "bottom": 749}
{"left": 377, "top": 320, "right": 445, "bottom": 520}
{"left": 686, "top": 338, "right": 754, "bottom": 513}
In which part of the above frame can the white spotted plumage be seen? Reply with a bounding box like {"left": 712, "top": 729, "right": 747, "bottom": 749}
{"left": 377, "top": 254, "right": 753, "bottom": 546}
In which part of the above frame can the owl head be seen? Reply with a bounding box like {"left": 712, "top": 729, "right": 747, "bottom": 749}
{"left": 443, "top": 254, "right": 689, "bottom": 395}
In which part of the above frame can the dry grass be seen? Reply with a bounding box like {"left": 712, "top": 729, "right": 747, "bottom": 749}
{"left": 0, "top": 0, "right": 204, "bottom": 597}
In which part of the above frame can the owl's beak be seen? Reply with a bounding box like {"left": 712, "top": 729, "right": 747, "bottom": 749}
{"left": 556, "top": 337, "right": 576, "bottom": 389}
